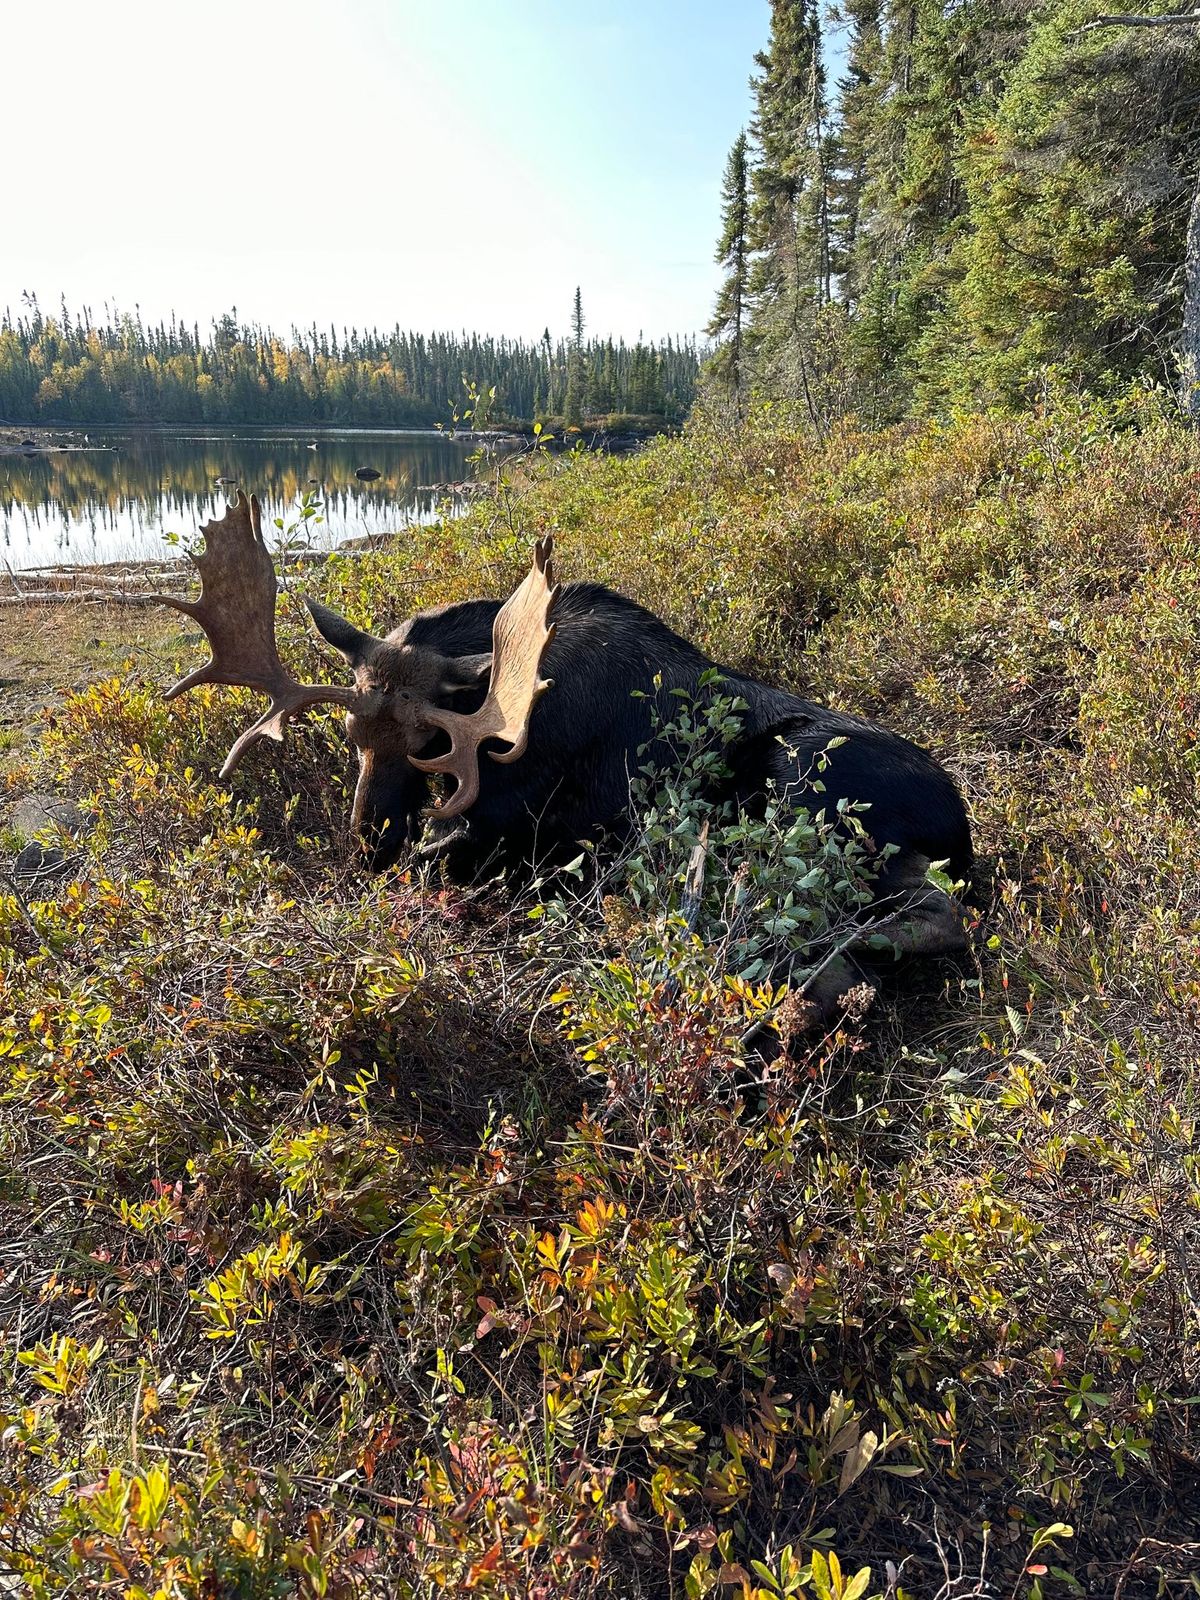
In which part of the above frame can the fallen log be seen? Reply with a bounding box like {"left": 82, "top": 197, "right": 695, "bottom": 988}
{"left": 0, "top": 591, "right": 167, "bottom": 608}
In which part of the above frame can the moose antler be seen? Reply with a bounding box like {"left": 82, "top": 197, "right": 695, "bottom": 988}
{"left": 409, "top": 536, "right": 560, "bottom": 818}
{"left": 148, "top": 493, "right": 366, "bottom": 779}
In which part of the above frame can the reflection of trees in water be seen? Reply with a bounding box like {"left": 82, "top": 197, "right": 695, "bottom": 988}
{"left": 1, "top": 430, "right": 474, "bottom": 564}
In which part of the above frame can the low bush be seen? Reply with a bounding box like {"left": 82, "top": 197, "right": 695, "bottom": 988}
{"left": 2, "top": 392, "right": 1198, "bottom": 1597}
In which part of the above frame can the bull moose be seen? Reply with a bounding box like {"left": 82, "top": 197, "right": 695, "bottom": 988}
{"left": 151, "top": 494, "right": 971, "bottom": 1005}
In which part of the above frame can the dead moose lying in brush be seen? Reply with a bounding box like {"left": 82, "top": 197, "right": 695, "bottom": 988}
{"left": 151, "top": 493, "right": 972, "bottom": 1008}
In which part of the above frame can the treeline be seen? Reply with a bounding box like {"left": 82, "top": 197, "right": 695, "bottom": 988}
{"left": 707, "top": 1, "right": 1200, "bottom": 419}
{"left": 0, "top": 300, "right": 700, "bottom": 428}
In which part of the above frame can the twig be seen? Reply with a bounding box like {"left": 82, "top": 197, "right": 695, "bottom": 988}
{"left": 1113, "top": 1538, "right": 1200, "bottom": 1600}
{"left": 679, "top": 820, "right": 710, "bottom": 933}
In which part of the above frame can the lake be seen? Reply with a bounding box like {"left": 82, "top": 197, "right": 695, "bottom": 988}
{"left": 0, "top": 426, "right": 480, "bottom": 570}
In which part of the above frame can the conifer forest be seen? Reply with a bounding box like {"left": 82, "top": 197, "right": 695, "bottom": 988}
{"left": 707, "top": 0, "right": 1200, "bottom": 419}
{"left": 0, "top": 304, "right": 699, "bottom": 429}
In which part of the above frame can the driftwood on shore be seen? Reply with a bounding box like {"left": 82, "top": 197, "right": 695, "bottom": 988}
{"left": 0, "top": 591, "right": 169, "bottom": 608}
{"left": 0, "top": 539, "right": 398, "bottom": 608}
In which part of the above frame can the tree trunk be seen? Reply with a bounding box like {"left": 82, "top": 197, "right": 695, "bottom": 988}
{"left": 1182, "top": 160, "right": 1200, "bottom": 421}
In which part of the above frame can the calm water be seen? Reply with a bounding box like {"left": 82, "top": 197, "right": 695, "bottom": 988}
{"left": 0, "top": 426, "right": 479, "bottom": 570}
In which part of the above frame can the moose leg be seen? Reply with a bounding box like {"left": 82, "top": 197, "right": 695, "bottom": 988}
{"left": 797, "top": 953, "right": 870, "bottom": 1020}
{"left": 789, "top": 857, "right": 967, "bottom": 1032}
{"left": 879, "top": 891, "right": 967, "bottom": 958}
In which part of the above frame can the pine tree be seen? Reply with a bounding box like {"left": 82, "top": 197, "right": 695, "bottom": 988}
{"left": 933, "top": 3, "right": 1200, "bottom": 409}
{"left": 707, "top": 130, "right": 752, "bottom": 408}
{"left": 829, "top": 0, "right": 885, "bottom": 311}
{"left": 0, "top": 302, "right": 699, "bottom": 427}
{"left": 1073, "top": 9, "right": 1200, "bottom": 418}
{"left": 857, "top": 0, "right": 1030, "bottom": 408}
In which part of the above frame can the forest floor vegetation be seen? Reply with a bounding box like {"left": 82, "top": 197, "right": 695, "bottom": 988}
{"left": 1, "top": 394, "right": 1199, "bottom": 1598}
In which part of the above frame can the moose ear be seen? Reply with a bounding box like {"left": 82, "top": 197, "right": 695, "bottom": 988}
{"left": 304, "top": 598, "right": 381, "bottom": 665}
{"left": 439, "top": 652, "right": 493, "bottom": 695}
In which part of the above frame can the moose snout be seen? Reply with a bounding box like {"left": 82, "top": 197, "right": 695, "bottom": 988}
{"left": 350, "top": 750, "right": 423, "bottom": 871}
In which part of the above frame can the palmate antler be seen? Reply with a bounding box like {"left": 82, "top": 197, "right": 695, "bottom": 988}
{"left": 151, "top": 495, "right": 561, "bottom": 820}
{"left": 148, "top": 493, "right": 367, "bottom": 779}
{"left": 410, "top": 536, "right": 560, "bottom": 818}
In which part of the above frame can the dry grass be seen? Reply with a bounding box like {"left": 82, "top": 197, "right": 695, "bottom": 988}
{"left": 0, "top": 595, "right": 179, "bottom": 766}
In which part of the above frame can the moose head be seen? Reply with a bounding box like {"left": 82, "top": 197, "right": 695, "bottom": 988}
{"left": 150, "top": 493, "right": 560, "bottom": 866}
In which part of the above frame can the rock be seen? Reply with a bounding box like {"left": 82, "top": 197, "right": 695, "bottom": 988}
{"left": 7, "top": 793, "right": 92, "bottom": 883}
{"left": 8, "top": 792, "right": 89, "bottom": 842}
{"left": 354, "top": 466, "right": 381, "bottom": 482}
{"left": 14, "top": 840, "right": 67, "bottom": 879}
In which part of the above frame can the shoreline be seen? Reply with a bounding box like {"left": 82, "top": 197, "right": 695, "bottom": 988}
{"left": 0, "top": 421, "right": 482, "bottom": 455}
{"left": 0, "top": 527, "right": 415, "bottom": 596}
{"left": 1, "top": 417, "right": 673, "bottom": 456}
{"left": 0, "top": 423, "right": 111, "bottom": 457}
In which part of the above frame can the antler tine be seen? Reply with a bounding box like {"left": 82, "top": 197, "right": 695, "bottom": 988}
{"left": 409, "top": 535, "right": 560, "bottom": 818}
{"left": 148, "top": 492, "right": 364, "bottom": 778}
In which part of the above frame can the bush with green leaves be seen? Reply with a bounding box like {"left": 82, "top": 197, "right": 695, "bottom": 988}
{"left": 3, "top": 394, "right": 1200, "bottom": 1597}
{"left": 618, "top": 669, "right": 887, "bottom": 983}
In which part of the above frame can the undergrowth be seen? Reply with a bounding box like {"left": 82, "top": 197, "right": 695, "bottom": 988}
{"left": 2, "top": 393, "right": 1199, "bottom": 1597}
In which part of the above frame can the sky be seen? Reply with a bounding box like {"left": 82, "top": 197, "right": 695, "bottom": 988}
{"left": 2, "top": 0, "right": 779, "bottom": 345}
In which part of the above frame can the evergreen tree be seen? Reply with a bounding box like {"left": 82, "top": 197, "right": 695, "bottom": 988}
{"left": 829, "top": 0, "right": 885, "bottom": 310}
{"left": 1073, "top": 9, "right": 1200, "bottom": 418}
{"left": 0, "top": 301, "right": 699, "bottom": 427}
{"left": 707, "top": 130, "right": 752, "bottom": 409}
{"left": 930, "top": 3, "right": 1200, "bottom": 409}
{"left": 721, "top": 0, "right": 1200, "bottom": 420}
{"left": 564, "top": 287, "right": 587, "bottom": 425}
{"left": 746, "top": 0, "right": 832, "bottom": 406}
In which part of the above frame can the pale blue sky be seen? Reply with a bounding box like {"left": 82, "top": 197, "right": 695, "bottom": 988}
{"left": 3, "top": 1, "right": 783, "bottom": 343}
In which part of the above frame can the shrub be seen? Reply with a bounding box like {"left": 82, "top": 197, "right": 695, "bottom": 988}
{"left": 3, "top": 394, "right": 1199, "bottom": 1596}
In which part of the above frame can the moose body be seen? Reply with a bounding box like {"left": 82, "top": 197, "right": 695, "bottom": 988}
{"left": 153, "top": 497, "right": 972, "bottom": 1010}
{"left": 309, "top": 581, "right": 972, "bottom": 897}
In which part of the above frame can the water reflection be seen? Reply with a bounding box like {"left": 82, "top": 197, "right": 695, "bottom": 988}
{"left": 0, "top": 426, "right": 477, "bottom": 569}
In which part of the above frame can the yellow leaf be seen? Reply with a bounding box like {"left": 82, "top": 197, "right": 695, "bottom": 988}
{"left": 839, "top": 1431, "right": 879, "bottom": 1496}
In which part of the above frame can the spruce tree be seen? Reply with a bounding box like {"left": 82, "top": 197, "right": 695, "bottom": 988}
{"left": 829, "top": 0, "right": 885, "bottom": 311}
{"left": 1074, "top": 10, "right": 1200, "bottom": 418}
{"left": 707, "top": 129, "right": 752, "bottom": 409}
{"left": 564, "top": 287, "right": 586, "bottom": 425}
{"left": 746, "top": 0, "right": 831, "bottom": 406}
{"left": 862, "top": 0, "right": 1030, "bottom": 408}
{"left": 935, "top": 4, "right": 1200, "bottom": 408}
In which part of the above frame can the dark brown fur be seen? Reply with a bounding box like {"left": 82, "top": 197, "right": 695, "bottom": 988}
{"left": 307, "top": 583, "right": 972, "bottom": 892}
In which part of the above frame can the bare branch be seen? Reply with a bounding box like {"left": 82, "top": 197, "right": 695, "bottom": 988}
{"left": 0, "top": 591, "right": 168, "bottom": 608}
{"left": 1074, "top": 10, "right": 1200, "bottom": 34}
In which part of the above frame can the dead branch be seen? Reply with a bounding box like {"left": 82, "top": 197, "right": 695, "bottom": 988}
{"left": 0, "top": 591, "right": 168, "bottom": 608}
{"left": 1074, "top": 10, "right": 1200, "bottom": 33}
